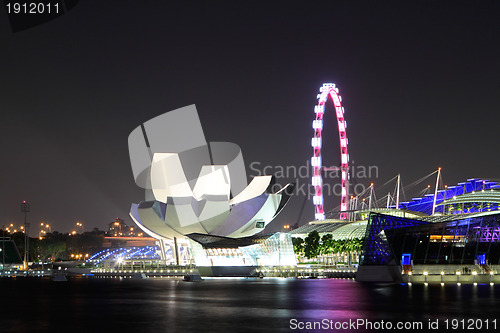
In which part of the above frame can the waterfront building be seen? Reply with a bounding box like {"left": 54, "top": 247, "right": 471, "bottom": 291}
{"left": 362, "top": 211, "right": 500, "bottom": 266}
{"left": 107, "top": 218, "right": 136, "bottom": 237}
{"left": 0, "top": 237, "right": 23, "bottom": 271}
{"left": 290, "top": 177, "right": 500, "bottom": 281}
{"left": 127, "top": 105, "right": 293, "bottom": 269}
{"left": 359, "top": 179, "right": 500, "bottom": 267}
{"left": 187, "top": 232, "right": 296, "bottom": 276}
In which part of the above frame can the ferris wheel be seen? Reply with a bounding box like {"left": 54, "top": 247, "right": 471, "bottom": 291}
{"left": 311, "top": 83, "right": 349, "bottom": 220}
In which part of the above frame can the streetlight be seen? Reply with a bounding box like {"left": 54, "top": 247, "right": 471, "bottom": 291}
{"left": 1, "top": 225, "right": 5, "bottom": 275}
{"left": 76, "top": 221, "right": 84, "bottom": 233}
{"left": 21, "top": 200, "right": 30, "bottom": 271}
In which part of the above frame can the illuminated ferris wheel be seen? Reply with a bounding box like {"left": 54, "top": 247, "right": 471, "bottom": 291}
{"left": 311, "top": 83, "right": 349, "bottom": 220}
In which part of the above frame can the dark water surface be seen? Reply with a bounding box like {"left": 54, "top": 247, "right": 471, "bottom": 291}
{"left": 0, "top": 277, "right": 499, "bottom": 332}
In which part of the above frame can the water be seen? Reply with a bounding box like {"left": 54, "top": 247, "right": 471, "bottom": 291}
{"left": 0, "top": 277, "right": 499, "bottom": 332}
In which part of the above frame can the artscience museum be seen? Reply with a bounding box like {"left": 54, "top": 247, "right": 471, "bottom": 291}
{"left": 127, "top": 105, "right": 296, "bottom": 273}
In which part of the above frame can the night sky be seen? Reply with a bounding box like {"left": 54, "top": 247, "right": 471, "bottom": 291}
{"left": 1, "top": 1, "right": 499, "bottom": 234}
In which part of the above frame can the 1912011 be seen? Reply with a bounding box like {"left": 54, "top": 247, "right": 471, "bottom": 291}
{"left": 6, "top": 2, "right": 60, "bottom": 14}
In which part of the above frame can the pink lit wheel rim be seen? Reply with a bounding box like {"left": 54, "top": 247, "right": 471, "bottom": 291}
{"left": 311, "top": 83, "right": 349, "bottom": 220}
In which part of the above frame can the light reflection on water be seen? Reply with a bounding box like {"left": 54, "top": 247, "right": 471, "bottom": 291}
{"left": 0, "top": 278, "right": 499, "bottom": 332}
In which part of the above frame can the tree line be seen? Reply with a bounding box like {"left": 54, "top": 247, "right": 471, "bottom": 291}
{"left": 4, "top": 229, "right": 105, "bottom": 262}
{"left": 292, "top": 230, "right": 364, "bottom": 259}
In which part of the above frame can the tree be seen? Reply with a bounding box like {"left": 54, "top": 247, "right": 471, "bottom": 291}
{"left": 320, "top": 233, "right": 334, "bottom": 255}
{"left": 353, "top": 238, "right": 364, "bottom": 252}
{"left": 77, "top": 231, "right": 105, "bottom": 254}
{"left": 341, "top": 238, "right": 364, "bottom": 265}
{"left": 304, "top": 230, "right": 321, "bottom": 259}
{"left": 38, "top": 240, "right": 66, "bottom": 261}
{"left": 292, "top": 237, "right": 305, "bottom": 257}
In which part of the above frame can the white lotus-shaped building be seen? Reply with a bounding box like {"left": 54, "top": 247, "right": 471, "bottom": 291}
{"left": 128, "top": 105, "right": 292, "bottom": 259}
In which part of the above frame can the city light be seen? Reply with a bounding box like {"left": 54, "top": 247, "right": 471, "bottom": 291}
{"left": 311, "top": 176, "right": 322, "bottom": 186}
{"left": 70, "top": 253, "right": 88, "bottom": 260}
{"left": 312, "top": 119, "right": 323, "bottom": 130}
{"left": 311, "top": 137, "right": 322, "bottom": 148}
{"left": 313, "top": 195, "right": 323, "bottom": 205}
{"left": 311, "top": 156, "right": 321, "bottom": 167}
{"left": 314, "top": 213, "right": 324, "bottom": 220}
{"left": 75, "top": 221, "right": 84, "bottom": 233}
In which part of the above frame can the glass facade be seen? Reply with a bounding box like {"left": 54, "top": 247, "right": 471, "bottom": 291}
{"left": 240, "top": 233, "right": 296, "bottom": 266}
{"left": 290, "top": 221, "right": 367, "bottom": 241}
{"left": 330, "top": 222, "right": 367, "bottom": 240}
{"left": 361, "top": 212, "right": 500, "bottom": 266}
{"left": 360, "top": 213, "right": 429, "bottom": 265}
{"left": 188, "top": 232, "right": 297, "bottom": 267}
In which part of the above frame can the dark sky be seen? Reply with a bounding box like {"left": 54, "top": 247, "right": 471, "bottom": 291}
{"left": 0, "top": 1, "right": 499, "bottom": 234}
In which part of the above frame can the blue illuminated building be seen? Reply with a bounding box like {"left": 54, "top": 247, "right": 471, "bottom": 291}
{"left": 355, "top": 178, "right": 500, "bottom": 282}
{"left": 393, "top": 178, "right": 500, "bottom": 215}
{"left": 360, "top": 211, "right": 500, "bottom": 267}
